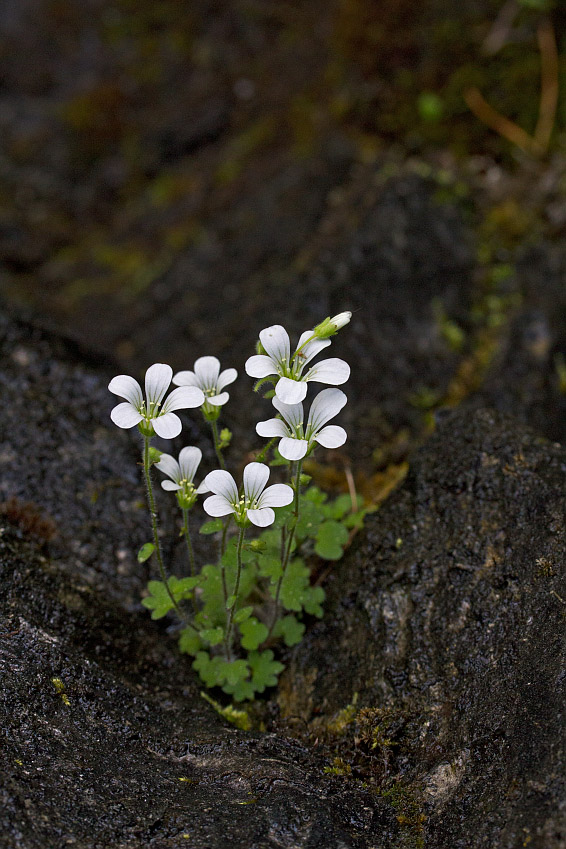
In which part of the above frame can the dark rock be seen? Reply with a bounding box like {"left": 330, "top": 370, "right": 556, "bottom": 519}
{"left": 284, "top": 407, "right": 566, "bottom": 849}
{"left": 0, "top": 311, "right": 398, "bottom": 848}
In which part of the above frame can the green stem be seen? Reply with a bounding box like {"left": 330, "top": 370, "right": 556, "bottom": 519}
{"left": 255, "top": 436, "right": 277, "bottom": 464}
{"left": 291, "top": 333, "right": 316, "bottom": 362}
{"left": 182, "top": 508, "right": 196, "bottom": 577}
{"left": 268, "top": 460, "right": 302, "bottom": 639}
{"left": 142, "top": 434, "right": 195, "bottom": 631}
{"left": 217, "top": 515, "right": 231, "bottom": 615}
{"left": 224, "top": 525, "right": 245, "bottom": 660}
{"left": 209, "top": 419, "right": 225, "bottom": 469}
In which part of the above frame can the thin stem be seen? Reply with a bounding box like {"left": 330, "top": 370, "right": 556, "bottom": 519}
{"left": 224, "top": 524, "right": 245, "bottom": 660}
{"left": 267, "top": 460, "right": 302, "bottom": 639}
{"left": 218, "top": 515, "right": 231, "bottom": 610}
{"left": 182, "top": 508, "right": 196, "bottom": 577}
{"left": 291, "top": 333, "right": 316, "bottom": 362}
{"left": 142, "top": 434, "right": 195, "bottom": 631}
{"left": 255, "top": 436, "right": 277, "bottom": 464}
{"left": 209, "top": 419, "right": 225, "bottom": 469}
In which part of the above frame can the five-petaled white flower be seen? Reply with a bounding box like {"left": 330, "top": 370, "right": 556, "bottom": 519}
{"left": 201, "top": 462, "right": 293, "bottom": 527}
{"left": 256, "top": 388, "right": 347, "bottom": 461}
{"left": 173, "top": 356, "right": 237, "bottom": 415}
{"left": 109, "top": 363, "right": 204, "bottom": 439}
{"left": 155, "top": 446, "right": 206, "bottom": 507}
{"left": 245, "top": 324, "right": 350, "bottom": 405}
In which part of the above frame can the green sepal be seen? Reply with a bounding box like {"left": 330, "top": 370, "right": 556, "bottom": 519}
{"left": 148, "top": 447, "right": 163, "bottom": 466}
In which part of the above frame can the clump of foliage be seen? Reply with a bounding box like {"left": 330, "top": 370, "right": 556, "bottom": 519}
{"left": 108, "top": 313, "right": 366, "bottom": 700}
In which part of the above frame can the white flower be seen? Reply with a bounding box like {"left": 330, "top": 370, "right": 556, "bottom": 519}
{"left": 245, "top": 324, "right": 350, "bottom": 405}
{"left": 173, "top": 356, "right": 237, "bottom": 411}
{"left": 314, "top": 311, "right": 352, "bottom": 339}
{"left": 202, "top": 462, "right": 293, "bottom": 528}
{"left": 256, "top": 388, "right": 347, "bottom": 461}
{"left": 155, "top": 446, "right": 205, "bottom": 506}
{"left": 109, "top": 363, "right": 205, "bottom": 439}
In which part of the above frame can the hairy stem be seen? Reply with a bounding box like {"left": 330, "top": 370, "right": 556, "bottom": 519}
{"left": 142, "top": 434, "right": 195, "bottom": 631}
{"left": 224, "top": 525, "right": 245, "bottom": 660}
{"left": 209, "top": 419, "right": 225, "bottom": 469}
{"left": 268, "top": 459, "right": 302, "bottom": 639}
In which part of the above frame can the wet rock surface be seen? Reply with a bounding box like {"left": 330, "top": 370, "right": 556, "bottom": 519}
{"left": 285, "top": 407, "right": 566, "bottom": 849}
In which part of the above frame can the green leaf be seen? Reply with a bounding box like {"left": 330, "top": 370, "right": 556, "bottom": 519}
{"left": 276, "top": 614, "right": 306, "bottom": 647}
{"left": 141, "top": 576, "right": 199, "bottom": 619}
{"left": 248, "top": 650, "right": 284, "bottom": 693}
{"left": 141, "top": 580, "right": 175, "bottom": 619}
{"left": 315, "top": 520, "right": 349, "bottom": 560}
{"left": 193, "top": 652, "right": 225, "bottom": 687}
{"left": 218, "top": 659, "right": 249, "bottom": 687}
{"left": 239, "top": 617, "right": 268, "bottom": 650}
{"left": 303, "top": 585, "right": 325, "bottom": 618}
{"left": 200, "top": 627, "right": 225, "bottom": 646}
{"left": 278, "top": 558, "right": 310, "bottom": 612}
{"left": 199, "top": 518, "right": 224, "bottom": 535}
{"left": 257, "top": 553, "right": 283, "bottom": 581}
{"left": 326, "top": 493, "right": 357, "bottom": 520}
{"left": 234, "top": 606, "right": 254, "bottom": 624}
{"left": 178, "top": 627, "right": 202, "bottom": 655}
{"left": 226, "top": 594, "right": 236, "bottom": 610}
{"left": 222, "top": 678, "right": 256, "bottom": 702}
{"left": 137, "top": 542, "right": 155, "bottom": 563}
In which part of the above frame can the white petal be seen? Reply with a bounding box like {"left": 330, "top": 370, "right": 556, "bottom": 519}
{"left": 256, "top": 418, "right": 289, "bottom": 438}
{"left": 243, "top": 462, "right": 270, "bottom": 503}
{"left": 307, "top": 388, "right": 348, "bottom": 433}
{"left": 216, "top": 368, "right": 238, "bottom": 391}
{"left": 155, "top": 453, "right": 181, "bottom": 482}
{"left": 203, "top": 470, "right": 238, "bottom": 503}
{"left": 203, "top": 494, "right": 235, "bottom": 517}
{"left": 161, "top": 385, "right": 205, "bottom": 412}
{"left": 314, "top": 425, "right": 347, "bottom": 449}
{"left": 272, "top": 396, "right": 304, "bottom": 430}
{"left": 247, "top": 507, "right": 275, "bottom": 528}
{"left": 275, "top": 377, "right": 307, "bottom": 405}
{"left": 259, "top": 325, "right": 290, "bottom": 366}
{"left": 145, "top": 363, "right": 173, "bottom": 405}
{"left": 206, "top": 392, "right": 229, "bottom": 406}
{"left": 178, "top": 446, "right": 202, "bottom": 482}
{"left": 172, "top": 370, "right": 198, "bottom": 387}
{"left": 196, "top": 480, "right": 210, "bottom": 494}
{"left": 305, "top": 357, "right": 350, "bottom": 387}
{"left": 108, "top": 375, "right": 143, "bottom": 408}
{"left": 257, "top": 483, "right": 294, "bottom": 509}
{"left": 295, "top": 331, "right": 332, "bottom": 369}
{"left": 110, "top": 402, "right": 144, "bottom": 429}
{"left": 162, "top": 480, "right": 182, "bottom": 491}
{"left": 279, "top": 436, "right": 308, "bottom": 461}
{"left": 245, "top": 354, "right": 278, "bottom": 379}
{"left": 194, "top": 356, "right": 221, "bottom": 390}
{"left": 152, "top": 412, "right": 182, "bottom": 439}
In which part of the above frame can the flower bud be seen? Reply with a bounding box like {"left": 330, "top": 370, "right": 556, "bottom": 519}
{"left": 314, "top": 311, "right": 352, "bottom": 339}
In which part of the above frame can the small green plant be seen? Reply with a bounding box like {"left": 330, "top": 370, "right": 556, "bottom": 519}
{"left": 108, "top": 313, "right": 364, "bottom": 701}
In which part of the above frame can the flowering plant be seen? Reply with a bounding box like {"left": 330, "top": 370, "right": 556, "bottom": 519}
{"left": 108, "top": 312, "right": 366, "bottom": 701}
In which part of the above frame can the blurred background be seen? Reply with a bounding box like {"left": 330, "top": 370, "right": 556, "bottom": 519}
{"left": 1, "top": 0, "right": 566, "bottom": 470}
